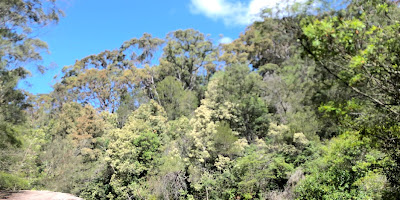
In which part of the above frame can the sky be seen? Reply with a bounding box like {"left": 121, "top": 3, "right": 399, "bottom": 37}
{"left": 21, "top": 0, "right": 279, "bottom": 94}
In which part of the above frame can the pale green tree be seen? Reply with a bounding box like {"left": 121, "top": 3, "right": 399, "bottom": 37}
{"left": 106, "top": 100, "right": 168, "bottom": 199}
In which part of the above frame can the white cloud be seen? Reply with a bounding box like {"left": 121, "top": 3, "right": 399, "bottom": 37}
{"left": 190, "top": 0, "right": 303, "bottom": 26}
{"left": 219, "top": 36, "right": 233, "bottom": 44}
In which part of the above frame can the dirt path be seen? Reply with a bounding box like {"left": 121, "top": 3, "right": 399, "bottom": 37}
{"left": 0, "top": 190, "right": 83, "bottom": 200}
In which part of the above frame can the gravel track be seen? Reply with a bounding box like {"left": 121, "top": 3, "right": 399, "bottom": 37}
{"left": 0, "top": 190, "right": 83, "bottom": 200}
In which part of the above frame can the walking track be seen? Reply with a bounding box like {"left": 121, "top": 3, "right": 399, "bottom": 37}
{"left": 0, "top": 190, "right": 82, "bottom": 200}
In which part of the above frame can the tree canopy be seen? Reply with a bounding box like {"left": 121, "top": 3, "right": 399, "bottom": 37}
{"left": 2, "top": 0, "right": 400, "bottom": 199}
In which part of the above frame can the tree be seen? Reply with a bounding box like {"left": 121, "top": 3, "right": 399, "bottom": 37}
{"left": 186, "top": 64, "right": 268, "bottom": 171}
{"left": 214, "top": 64, "right": 269, "bottom": 141}
{"left": 0, "top": 0, "right": 62, "bottom": 190}
{"left": 56, "top": 34, "right": 163, "bottom": 112}
{"left": 160, "top": 29, "right": 217, "bottom": 92}
{"left": 0, "top": 0, "right": 62, "bottom": 148}
{"left": 296, "top": 131, "right": 390, "bottom": 199}
{"left": 0, "top": 0, "right": 62, "bottom": 71}
{"left": 220, "top": 17, "right": 299, "bottom": 69}
{"left": 156, "top": 76, "right": 198, "bottom": 120}
{"left": 115, "top": 91, "right": 142, "bottom": 128}
{"left": 300, "top": 0, "right": 400, "bottom": 118}
{"left": 105, "top": 100, "right": 167, "bottom": 199}
{"left": 0, "top": 68, "right": 28, "bottom": 149}
{"left": 298, "top": 0, "right": 400, "bottom": 194}
{"left": 55, "top": 50, "right": 135, "bottom": 112}
{"left": 37, "top": 102, "right": 108, "bottom": 194}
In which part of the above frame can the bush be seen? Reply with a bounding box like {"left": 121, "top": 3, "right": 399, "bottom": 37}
{"left": 0, "top": 171, "right": 29, "bottom": 190}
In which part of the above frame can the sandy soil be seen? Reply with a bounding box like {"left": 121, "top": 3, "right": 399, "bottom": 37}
{"left": 0, "top": 190, "right": 83, "bottom": 200}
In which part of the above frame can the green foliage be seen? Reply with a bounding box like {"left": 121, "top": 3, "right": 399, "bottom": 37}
{"left": 213, "top": 121, "right": 238, "bottom": 157}
{"left": 298, "top": 1, "right": 400, "bottom": 196}
{"left": 214, "top": 64, "right": 270, "bottom": 140}
{"left": 295, "top": 132, "right": 390, "bottom": 199}
{"left": 156, "top": 76, "right": 198, "bottom": 120}
{"left": 105, "top": 100, "right": 167, "bottom": 199}
{"left": 39, "top": 137, "right": 86, "bottom": 192}
{"left": 4, "top": 1, "right": 400, "bottom": 199}
{"left": 80, "top": 180, "right": 111, "bottom": 200}
{"left": 0, "top": 123, "right": 22, "bottom": 149}
{"left": 221, "top": 17, "right": 298, "bottom": 68}
{"left": 160, "top": 29, "right": 216, "bottom": 91}
{"left": 56, "top": 33, "right": 162, "bottom": 112}
{"left": 0, "top": 67, "right": 29, "bottom": 150}
{"left": 0, "top": 0, "right": 63, "bottom": 193}
{"left": 0, "top": 0, "right": 62, "bottom": 69}
{"left": 115, "top": 92, "right": 139, "bottom": 128}
{"left": 233, "top": 151, "right": 294, "bottom": 198}
{"left": 300, "top": 0, "right": 400, "bottom": 117}
{"left": 0, "top": 171, "right": 29, "bottom": 190}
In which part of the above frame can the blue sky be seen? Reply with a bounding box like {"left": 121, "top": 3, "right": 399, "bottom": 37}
{"left": 21, "top": 0, "right": 277, "bottom": 94}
